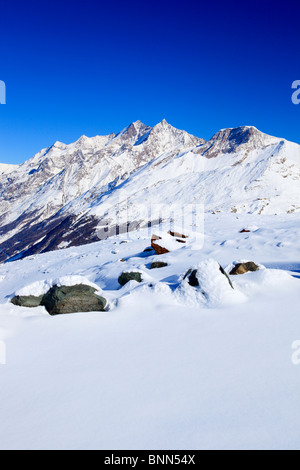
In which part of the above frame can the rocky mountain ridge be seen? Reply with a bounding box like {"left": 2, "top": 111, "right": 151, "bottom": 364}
{"left": 0, "top": 120, "right": 299, "bottom": 262}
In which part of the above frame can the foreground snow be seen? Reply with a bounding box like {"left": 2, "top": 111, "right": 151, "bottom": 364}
{"left": 0, "top": 213, "right": 299, "bottom": 450}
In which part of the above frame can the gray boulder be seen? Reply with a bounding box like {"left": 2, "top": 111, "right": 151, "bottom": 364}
{"left": 11, "top": 295, "right": 44, "bottom": 308}
{"left": 230, "top": 262, "right": 259, "bottom": 275}
{"left": 41, "top": 284, "right": 107, "bottom": 315}
{"left": 150, "top": 262, "right": 168, "bottom": 269}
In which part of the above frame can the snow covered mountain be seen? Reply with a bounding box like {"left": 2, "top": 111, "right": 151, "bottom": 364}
{"left": 0, "top": 120, "right": 299, "bottom": 262}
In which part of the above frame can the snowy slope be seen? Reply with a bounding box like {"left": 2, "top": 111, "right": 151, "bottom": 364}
{"left": 0, "top": 121, "right": 299, "bottom": 262}
{"left": 0, "top": 213, "right": 299, "bottom": 449}
{"left": 0, "top": 163, "right": 18, "bottom": 175}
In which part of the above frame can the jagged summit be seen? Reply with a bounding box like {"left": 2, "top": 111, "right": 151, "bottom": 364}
{"left": 154, "top": 118, "right": 169, "bottom": 127}
{"left": 52, "top": 141, "right": 67, "bottom": 149}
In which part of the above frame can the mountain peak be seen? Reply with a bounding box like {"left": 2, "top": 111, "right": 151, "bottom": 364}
{"left": 203, "top": 125, "right": 279, "bottom": 158}
{"left": 149, "top": 120, "right": 204, "bottom": 148}
{"left": 113, "top": 120, "right": 150, "bottom": 141}
{"left": 76, "top": 135, "right": 89, "bottom": 145}
{"left": 131, "top": 119, "right": 145, "bottom": 127}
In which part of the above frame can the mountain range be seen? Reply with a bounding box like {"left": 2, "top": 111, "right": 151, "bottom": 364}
{"left": 0, "top": 119, "right": 299, "bottom": 262}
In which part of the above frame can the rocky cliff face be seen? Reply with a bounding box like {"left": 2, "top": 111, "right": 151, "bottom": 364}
{"left": 0, "top": 120, "right": 299, "bottom": 262}
{"left": 200, "top": 126, "right": 279, "bottom": 158}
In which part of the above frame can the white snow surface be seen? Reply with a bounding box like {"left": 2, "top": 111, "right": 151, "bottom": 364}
{"left": 0, "top": 213, "right": 300, "bottom": 450}
{"left": 1, "top": 121, "right": 300, "bottom": 252}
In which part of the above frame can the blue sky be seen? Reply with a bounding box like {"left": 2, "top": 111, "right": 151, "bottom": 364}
{"left": 0, "top": 0, "right": 300, "bottom": 164}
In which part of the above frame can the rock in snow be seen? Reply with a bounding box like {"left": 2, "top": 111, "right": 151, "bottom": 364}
{"left": 177, "top": 259, "right": 241, "bottom": 307}
{"left": 150, "top": 261, "right": 168, "bottom": 269}
{"left": 151, "top": 232, "right": 187, "bottom": 255}
{"left": 184, "top": 261, "right": 234, "bottom": 290}
{"left": 151, "top": 235, "right": 170, "bottom": 255}
{"left": 1, "top": 216, "right": 300, "bottom": 450}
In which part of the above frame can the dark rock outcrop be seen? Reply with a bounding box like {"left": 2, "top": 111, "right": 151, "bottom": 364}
{"left": 41, "top": 284, "right": 107, "bottom": 315}
{"left": 150, "top": 262, "right": 168, "bottom": 269}
{"left": 183, "top": 268, "right": 199, "bottom": 287}
{"left": 184, "top": 264, "right": 234, "bottom": 289}
{"left": 11, "top": 294, "right": 44, "bottom": 308}
{"left": 168, "top": 231, "right": 188, "bottom": 239}
{"left": 230, "top": 262, "right": 259, "bottom": 275}
{"left": 118, "top": 272, "right": 143, "bottom": 286}
{"left": 219, "top": 265, "right": 234, "bottom": 289}
{"left": 151, "top": 235, "right": 169, "bottom": 255}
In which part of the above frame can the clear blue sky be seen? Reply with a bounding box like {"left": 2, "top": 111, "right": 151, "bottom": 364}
{"left": 0, "top": 0, "right": 300, "bottom": 164}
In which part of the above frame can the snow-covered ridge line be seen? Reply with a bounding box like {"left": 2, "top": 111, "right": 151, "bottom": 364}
{"left": 0, "top": 120, "right": 299, "bottom": 262}
{"left": 1, "top": 214, "right": 300, "bottom": 450}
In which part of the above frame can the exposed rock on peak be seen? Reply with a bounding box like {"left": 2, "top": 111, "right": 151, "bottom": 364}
{"left": 203, "top": 126, "right": 280, "bottom": 158}
{"left": 114, "top": 120, "right": 151, "bottom": 142}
